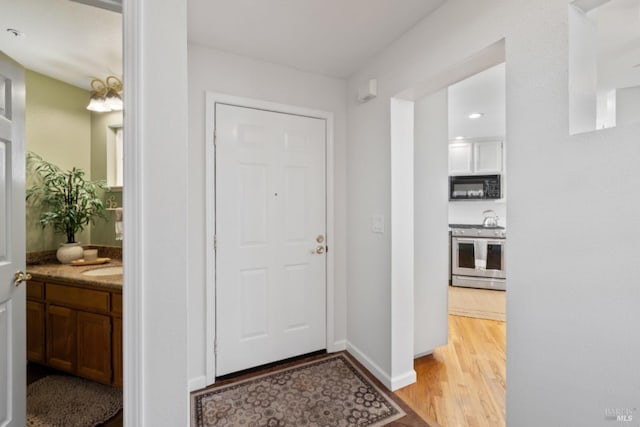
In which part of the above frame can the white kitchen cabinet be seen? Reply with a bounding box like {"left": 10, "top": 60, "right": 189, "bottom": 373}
{"left": 448, "top": 142, "right": 473, "bottom": 175}
{"left": 449, "top": 139, "right": 503, "bottom": 175}
{"left": 473, "top": 140, "right": 502, "bottom": 173}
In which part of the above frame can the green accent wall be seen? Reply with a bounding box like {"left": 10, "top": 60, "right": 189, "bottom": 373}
{"left": 25, "top": 70, "right": 91, "bottom": 251}
{"left": 25, "top": 70, "right": 123, "bottom": 251}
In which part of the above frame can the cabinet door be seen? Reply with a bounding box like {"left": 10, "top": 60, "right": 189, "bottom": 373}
{"left": 473, "top": 140, "right": 502, "bottom": 173}
{"left": 76, "top": 312, "right": 112, "bottom": 384}
{"left": 112, "top": 317, "right": 122, "bottom": 387}
{"left": 46, "top": 305, "right": 76, "bottom": 372}
{"left": 448, "top": 142, "right": 473, "bottom": 175}
{"left": 26, "top": 301, "right": 45, "bottom": 363}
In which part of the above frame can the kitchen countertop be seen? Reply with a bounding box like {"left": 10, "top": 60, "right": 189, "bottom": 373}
{"left": 27, "top": 260, "right": 123, "bottom": 291}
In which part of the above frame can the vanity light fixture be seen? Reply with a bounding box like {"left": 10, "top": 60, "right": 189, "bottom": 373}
{"left": 86, "top": 75, "right": 123, "bottom": 112}
{"left": 468, "top": 112, "right": 484, "bottom": 119}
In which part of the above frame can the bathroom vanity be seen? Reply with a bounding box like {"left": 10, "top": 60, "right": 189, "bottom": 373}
{"left": 26, "top": 261, "right": 123, "bottom": 387}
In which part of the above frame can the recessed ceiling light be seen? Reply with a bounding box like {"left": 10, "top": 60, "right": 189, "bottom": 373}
{"left": 6, "top": 28, "right": 23, "bottom": 37}
{"left": 455, "top": 136, "right": 465, "bottom": 140}
{"left": 468, "top": 112, "right": 484, "bottom": 119}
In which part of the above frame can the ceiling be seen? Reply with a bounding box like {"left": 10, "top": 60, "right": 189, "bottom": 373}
{"left": 448, "top": 63, "right": 506, "bottom": 140}
{"left": 188, "top": 0, "right": 445, "bottom": 78}
{"left": 0, "top": 0, "right": 445, "bottom": 91}
{"left": 0, "top": 0, "right": 122, "bottom": 91}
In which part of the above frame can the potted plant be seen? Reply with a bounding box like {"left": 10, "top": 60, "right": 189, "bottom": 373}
{"left": 26, "top": 152, "right": 107, "bottom": 263}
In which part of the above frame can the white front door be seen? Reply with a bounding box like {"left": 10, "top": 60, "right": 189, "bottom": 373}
{"left": 0, "top": 54, "right": 26, "bottom": 426}
{"left": 215, "top": 103, "right": 327, "bottom": 376}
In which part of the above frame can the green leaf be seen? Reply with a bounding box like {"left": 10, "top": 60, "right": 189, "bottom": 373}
{"left": 25, "top": 151, "right": 107, "bottom": 243}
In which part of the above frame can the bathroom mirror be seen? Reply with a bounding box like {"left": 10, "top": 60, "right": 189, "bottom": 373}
{"left": 0, "top": 76, "right": 7, "bottom": 118}
{"left": 106, "top": 124, "right": 123, "bottom": 188}
{"left": 569, "top": 0, "right": 640, "bottom": 134}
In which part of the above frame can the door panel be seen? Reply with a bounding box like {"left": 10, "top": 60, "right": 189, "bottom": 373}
{"left": 26, "top": 301, "right": 46, "bottom": 363}
{"left": 76, "top": 311, "right": 112, "bottom": 384}
{"left": 239, "top": 268, "right": 268, "bottom": 340}
{"left": 112, "top": 317, "right": 122, "bottom": 387}
{"left": 0, "top": 302, "right": 9, "bottom": 422}
{"left": 0, "top": 55, "right": 26, "bottom": 427}
{"left": 46, "top": 305, "right": 76, "bottom": 372}
{"left": 0, "top": 141, "right": 8, "bottom": 262}
{"left": 216, "top": 104, "right": 326, "bottom": 376}
{"left": 239, "top": 164, "right": 268, "bottom": 245}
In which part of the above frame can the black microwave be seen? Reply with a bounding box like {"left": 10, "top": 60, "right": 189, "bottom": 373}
{"left": 449, "top": 174, "right": 501, "bottom": 200}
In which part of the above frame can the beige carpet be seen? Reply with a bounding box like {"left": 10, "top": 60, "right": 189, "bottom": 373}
{"left": 27, "top": 375, "right": 122, "bottom": 427}
{"left": 192, "top": 354, "right": 407, "bottom": 427}
{"left": 448, "top": 285, "right": 506, "bottom": 321}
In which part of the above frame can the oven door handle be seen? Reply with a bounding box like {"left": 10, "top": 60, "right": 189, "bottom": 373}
{"left": 454, "top": 237, "right": 505, "bottom": 245}
{"left": 453, "top": 238, "right": 477, "bottom": 244}
{"left": 485, "top": 239, "right": 505, "bottom": 246}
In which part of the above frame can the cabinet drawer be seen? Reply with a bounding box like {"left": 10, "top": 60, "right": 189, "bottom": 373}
{"left": 27, "top": 281, "right": 44, "bottom": 299}
{"left": 47, "top": 284, "right": 110, "bottom": 312}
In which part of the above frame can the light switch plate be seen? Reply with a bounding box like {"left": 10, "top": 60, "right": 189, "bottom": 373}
{"left": 371, "top": 214, "right": 384, "bottom": 233}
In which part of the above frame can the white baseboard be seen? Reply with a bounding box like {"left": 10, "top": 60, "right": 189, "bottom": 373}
{"left": 414, "top": 349, "right": 435, "bottom": 359}
{"left": 346, "top": 341, "right": 417, "bottom": 391}
{"left": 329, "top": 339, "right": 347, "bottom": 352}
{"left": 390, "top": 369, "right": 417, "bottom": 391}
{"left": 188, "top": 375, "right": 207, "bottom": 392}
{"left": 346, "top": 342, "right": 393, "bottom": 390}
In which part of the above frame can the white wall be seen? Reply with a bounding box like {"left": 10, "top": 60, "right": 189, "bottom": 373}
{"left": 569, "top": 3, "right": 599, "bottom": 135}
{"left": 616, "top": 86, "right": 640, "bottom": 126}
{"left": 347, "top": 0, "right": 640, "bottom": 425}
{"left": 124, "top": 0, "right": 189, "bottom": 425}
{"left": 413, "top": 91, "right": 449, "bottom": 357}
{"left": 187, "top": 44, "right": 348, "bottom": 386}
{"left": 389, "top": 98, "right": 416, "bottom": 388}
{"left": 449, "top": 200, "right": 507, "bottom": 228}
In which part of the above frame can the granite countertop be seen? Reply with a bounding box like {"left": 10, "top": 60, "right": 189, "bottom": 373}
{"left": 27, "top": 260, "right": 123, "bottom": 291}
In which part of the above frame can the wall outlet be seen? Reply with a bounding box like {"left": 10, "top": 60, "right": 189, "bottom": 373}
{"left": 371, "top": 214, "right": 385, "bottom": 233}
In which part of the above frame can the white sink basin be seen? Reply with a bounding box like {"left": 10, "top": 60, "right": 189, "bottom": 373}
{"left": 82, "top": 266, "right": 123, "bottom": 277}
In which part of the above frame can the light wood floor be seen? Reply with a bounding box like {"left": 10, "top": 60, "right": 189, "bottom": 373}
{"left": 396, "top": 315, "right": 506, "bottom": 427}
{"left": 448, "top": 286, "right": 506, "bottom": 321}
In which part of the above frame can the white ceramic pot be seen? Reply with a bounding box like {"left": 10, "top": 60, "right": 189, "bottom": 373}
{"left": 56, "top": 242, "right": 84, "bottom": 264}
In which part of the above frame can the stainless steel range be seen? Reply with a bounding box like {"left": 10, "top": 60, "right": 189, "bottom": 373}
{"left": 450, "top": 224, "right": 506, "bottom": 291}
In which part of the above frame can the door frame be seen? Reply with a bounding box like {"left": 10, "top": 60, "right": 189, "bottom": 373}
{"left": 204, "top": 92, "right": 336, "bottom": 386}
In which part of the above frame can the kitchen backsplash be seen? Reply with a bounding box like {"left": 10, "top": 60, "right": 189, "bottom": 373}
{"left": 448, "top": 200, "right": 507, "bottom": 228}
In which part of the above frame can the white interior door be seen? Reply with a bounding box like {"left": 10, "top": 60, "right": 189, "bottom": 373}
{"left": 215, "top": 103, "right": 326, "bottom": 376}
{"left": 0, "top": 54, "right": 26, "bottom": 427}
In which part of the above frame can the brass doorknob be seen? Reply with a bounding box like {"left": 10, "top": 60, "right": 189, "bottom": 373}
{"left": 14, "top": 271, "right": 32, "bottom": 287}
{"left": 315, "top": 246, "right": 325, "bottom": 254}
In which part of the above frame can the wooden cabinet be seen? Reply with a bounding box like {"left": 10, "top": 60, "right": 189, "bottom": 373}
{"left": 112, "top": 317, "right": 123, "bottom": 387}
{"left": 26, "top": 300, "right": 45, "bottom": 363}
{"left": 449, "top": 139, "right": 503, "bottom": 175}
{"left": 26, "top": 279, "right": 122, "bottom": 387}
{"left": 111, "top": 292, "right": 123, "bottom": 387}
{"left": 76, "top": 311, "right": 112, "bottom": 384}
{"left": 46, "top": 305, "right": 76, "bottom": 372}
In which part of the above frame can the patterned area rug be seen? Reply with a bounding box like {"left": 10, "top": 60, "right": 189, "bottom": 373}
{"left": 27, "top": 375, "right": 122, "bottom": 427}
{"left": 192, "top": 354, "right": 407, "bottom": 427}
